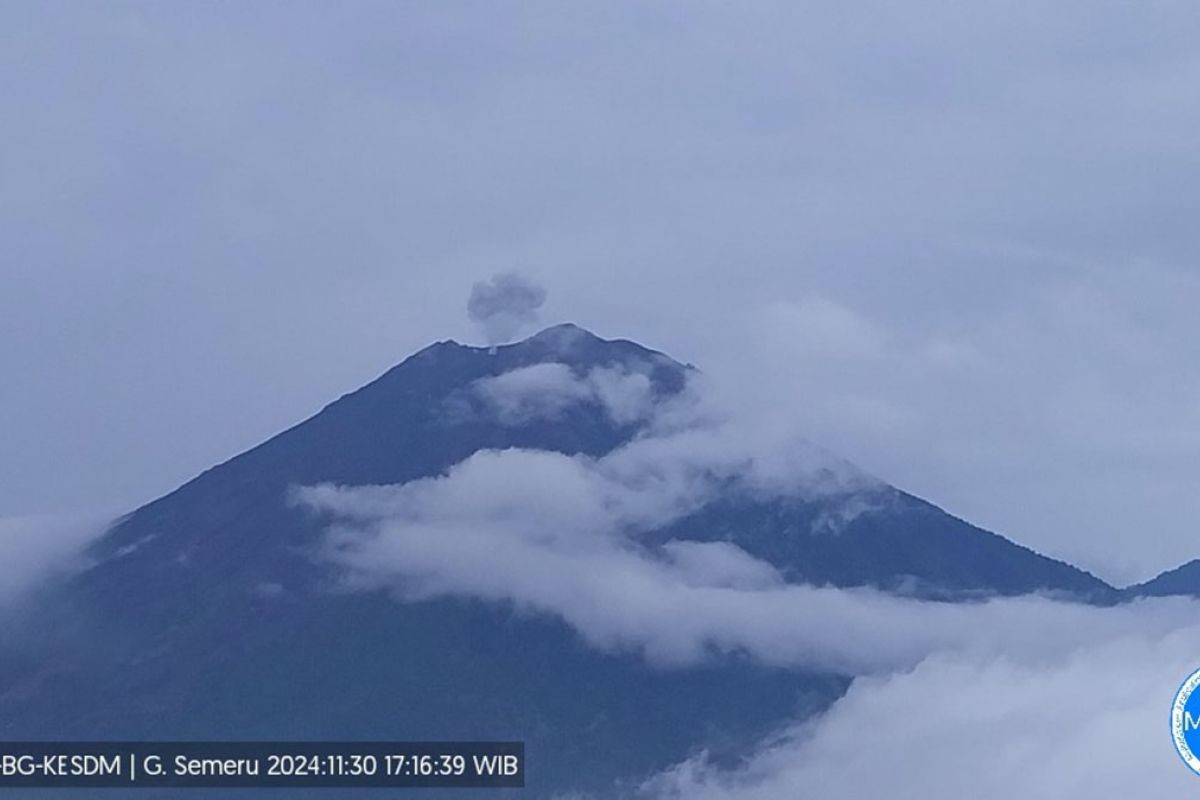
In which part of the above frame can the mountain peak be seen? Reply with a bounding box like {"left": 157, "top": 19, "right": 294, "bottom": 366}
{"left": 502, "top": 322, "right": 620, "bottom": 362}
{"left": 431, "top": 323, "right": 685, "bottom": 380}
{"left": 523, "top": 321, "right": 596, "bottom": 344}
{"left": 443, "top": 322, "right": 604, "bottom": 355}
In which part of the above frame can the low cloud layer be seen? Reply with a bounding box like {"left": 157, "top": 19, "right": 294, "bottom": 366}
{"left": 299, "top": 448, "right": 1193, "bottom": 674}
{"left": 645, "top": 624, "right": 1200, "bottom": 799}
{"left": 298, "top": 366, "right": 1190, "bottom": 674}
{"left": 0, "top": 514, "right": 109, "bottom": 607}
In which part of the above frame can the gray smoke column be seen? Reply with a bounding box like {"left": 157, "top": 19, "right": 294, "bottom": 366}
{"left": 467, "top": 272, "right": 547, "bottom": 345}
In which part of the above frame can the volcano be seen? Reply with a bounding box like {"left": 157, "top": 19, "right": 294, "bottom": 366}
{"left": 0, "top": 324, "right": 1121, "bottom": 796}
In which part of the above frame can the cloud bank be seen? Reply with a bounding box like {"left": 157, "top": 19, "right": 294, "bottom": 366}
{"left": 644, "top": 625, "right": 1200, "bottom": 799}
{"left": 297, "top": 366, "right": 1190, "bottom": 675}
{"left": 298, "top": 448, "right": 1193, "bottom": 674}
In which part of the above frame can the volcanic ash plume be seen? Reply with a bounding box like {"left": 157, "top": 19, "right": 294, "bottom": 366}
{"left": 467, "top": 272, "right": 547, "bottom": 345}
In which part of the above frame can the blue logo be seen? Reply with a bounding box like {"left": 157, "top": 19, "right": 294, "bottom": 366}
{"left": 1172, "top": 668, "right": 1200, "bottom": 774}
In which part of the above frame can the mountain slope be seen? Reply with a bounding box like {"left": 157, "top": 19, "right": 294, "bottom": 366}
{"left": 653, "top": 490, "right": 1113, "bottom": 600}
{"left": 1127, "top": 560, "right": 1200, "bottom": 597}
{"left": 0, "top": 323, "right": 1116, "bottom": 796}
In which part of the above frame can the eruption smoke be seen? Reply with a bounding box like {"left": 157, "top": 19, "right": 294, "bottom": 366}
{"left": 467, "top": 272, "right": 547, "bottom": 345}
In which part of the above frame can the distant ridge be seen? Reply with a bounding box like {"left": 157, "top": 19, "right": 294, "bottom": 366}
{"left": 1126, "top": 559, "right": 1200, "bottom": 598}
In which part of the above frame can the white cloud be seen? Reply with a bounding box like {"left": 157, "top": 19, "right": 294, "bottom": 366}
{"left": 305, "top": 462, "right": 1192, "bottom": 673}
{"left": 471, "top": 363, "right": 593, "bottom": 423}
{"left": 659, "top": 540, "right": 781, "bottom": 590}
{"left": 297, "top": 375, "right": 1191, "bottom": 673}
{"left": 644, "top": 625, "right": 1200, "bottom": 799}
{"left": 588, "top": 366, "right": 658, "bottom": 425}
{"left": 0, "top": 514, "right": 109, "bottom": 607}
{"left": 470, "top": 362, "right": 657, "bottom": 426}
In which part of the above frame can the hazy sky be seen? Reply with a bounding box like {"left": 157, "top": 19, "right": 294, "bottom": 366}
{"left": 3, "top": 1, "right": 1200, "bottom": 583}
